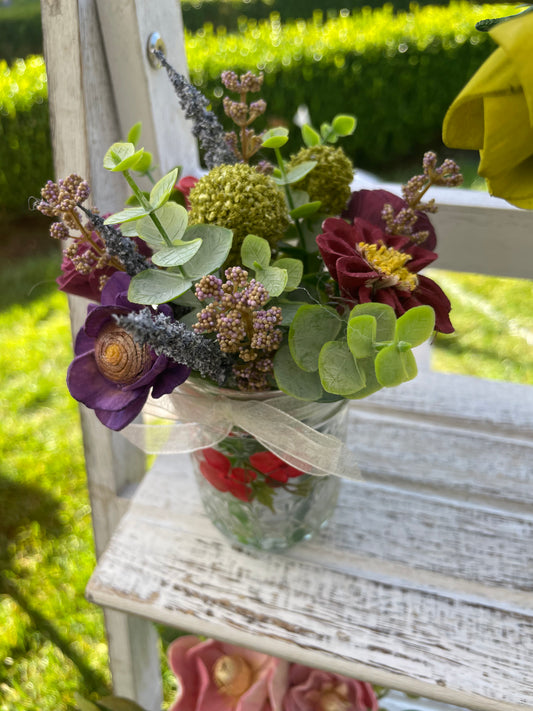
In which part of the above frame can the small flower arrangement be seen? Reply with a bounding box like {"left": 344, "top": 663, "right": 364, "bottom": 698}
{"left": 78, "top": 635, "right": 383, "bottom": 711}
{"left": 36, "top": 55, "right": 461, "bottom": 520}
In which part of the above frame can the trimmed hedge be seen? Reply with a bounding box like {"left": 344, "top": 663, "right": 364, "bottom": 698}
{"left": 0, "top": 3, "right": 510, "bottom": 216}
{"left": 0, "top": 56, "right": 52, "bottom": 216}
{"left": 180, "top": 0, "right": 452, "bottom": 33}
{"left": 186, "top": 2, "right": 505, "bottom": 168}
{"left": 0, "top": 1, "right": 42, "bottom": 63}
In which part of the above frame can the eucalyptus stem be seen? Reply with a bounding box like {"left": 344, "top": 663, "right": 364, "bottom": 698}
{"left": 274, "top": 147, "right": 306, "bottom": 250}
{"left": 123, "top": 170, "right": 173, "bottom": 248}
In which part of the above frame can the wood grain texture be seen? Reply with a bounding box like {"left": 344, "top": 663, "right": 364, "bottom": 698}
{"left": 40, "top": 1, "right": 178, "bottom": 706}
{"left": 95, "top": 0, "right": 199, "bottom": 177}
{"left": 87, "top": 388, "right": 533, "bottom": 711}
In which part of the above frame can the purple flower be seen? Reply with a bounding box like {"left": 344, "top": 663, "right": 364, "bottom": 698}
{"left": 67, "top": 272, "right": 190, "bottom": 430}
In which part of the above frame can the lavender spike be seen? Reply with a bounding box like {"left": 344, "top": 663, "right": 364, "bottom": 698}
{"left": 154, "top": 49, "right": 237, "bottom": 169}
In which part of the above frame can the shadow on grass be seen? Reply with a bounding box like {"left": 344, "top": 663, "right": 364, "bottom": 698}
{"left": 0, "top": 216, "right": 61, "bottom": 312}
{"left": 0, "top": 473, "right": 109, "bottom": 695}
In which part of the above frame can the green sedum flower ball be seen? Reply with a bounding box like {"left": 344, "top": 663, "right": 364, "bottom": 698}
{"left": 287, "top": 144, "right": 354, "bottom": 215}
{"left": 188, "top": 164, "right": 290, "bottom": 261}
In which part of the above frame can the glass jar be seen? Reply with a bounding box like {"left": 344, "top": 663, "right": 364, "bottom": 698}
{"left": 190, "top": 391, "right": 348, "bottom": 552}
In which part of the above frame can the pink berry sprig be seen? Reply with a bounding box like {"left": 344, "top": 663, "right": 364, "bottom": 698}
{"left": 193, "top": 266, "right": 282, "bottom": 391}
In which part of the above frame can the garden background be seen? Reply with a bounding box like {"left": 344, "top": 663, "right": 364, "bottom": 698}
{"left": 1, "top": 1, "right": 532, "bottom": 709}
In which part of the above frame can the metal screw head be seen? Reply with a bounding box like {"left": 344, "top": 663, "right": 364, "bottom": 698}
{"left": 147, "top": 32, "right": 166, "bottom": 69}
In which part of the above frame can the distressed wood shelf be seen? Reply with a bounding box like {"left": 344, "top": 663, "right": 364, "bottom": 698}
{"left": 86, "top": 372, "right": 533, "bottom": 711}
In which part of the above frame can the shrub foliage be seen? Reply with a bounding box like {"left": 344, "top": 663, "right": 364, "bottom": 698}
{"left": 0, "top": 56, "right": 52, "bottom": 216}
{"left": 0, "top": 3, "right": 509, "bottom": 216}
{"left": 0, "top": 0, "right": 42, "bottom": 63}
{"left": 180, "top": 0, "right": 454, "bottom": 33}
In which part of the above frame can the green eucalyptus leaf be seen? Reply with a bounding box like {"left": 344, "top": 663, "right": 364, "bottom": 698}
{"left": 349, "top": 302, "right": 396, "bottom": 342}
{"left": 103, "top": 142, "right": 133, "bottom": 168}
{"left": 272, "top": 258, "right": 303, "bottom": 291}
{"left": 132, "top": 151, "right": 153, "bottom": 174}
{"left": 241, "top": 234, "right": 271, "bottom": 270}
{"left": 181, "top": 224, "right": 233, "bottom": 279}
{"left": 103, "top": 142, "right": 145, "bottom": 172}
{"left": 375, "top": 344, "right": 417, "bottom": 387}
{"left": 149, "top": 168, "right": 179, "bottom": 210}
{"left": 289, "top": 189, "right": 311, "bottom": 208}
{"left": 347, "top": 315, "right": 377, "bottom": 359}
{"left": 262, "top": 127, "right": 289, "bottom": 148}
{"left": 289, "top": 304, "right": 342, "bottom": 372}
{"left": 290, "top": 201, "right": 322, "bottom": 219}
{"left": 285, "top": 160, "right": 317, "bottom": 184}
{"left": 318, "top": 340, "right": 365, "bottom": 396}
{"left": 128, "top": 270, "right": 192, "bottom": 304}
{"left": 277, "top": 300, "right": 309, "bottom": 326}
{"left": 274, "top": 345, "right": 324, "bottom": 401}
{"left": 97, "top": 697, "right": 148, "bottom": 711}
{"left": 346, "top": 357, "right": 383, "bottom": 399}
{"left": 74, "top": 695, "right": 103, "bottom": 711}
{"left": 395, "top": 305, "right": 435, "bottom": 347}
{"left": 180, "top": 310, "right": 201, "bottom": 328}
{"left": 151, "top": 240, "right": 202, "bottom": 267}
{"left": 124, "top": 191, "right": 150, "bottom": 207}
{"left": 331, "top": 114, "right": 357, "bottom": 136}
{"left": 127, "top": 122, "right": 142, "bottom": 146}
{"left": 119, "top": 221, "right": 138, "bottom": 237}
{"left": 320, "top": 122, "right": 332, "bottom": 140}
{"left": 301, "top": 124, "right": 321, "bottom": 147}
{"left": 254, "top": 265, "right": 288, "bottom": 297}
{"left": 104, "top": 206, "right": 149, "bottom": 225}
{"left": 136, "top": 202, "right": 189, "bottom": 247}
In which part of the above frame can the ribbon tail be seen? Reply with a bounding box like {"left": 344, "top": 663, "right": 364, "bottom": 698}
{"left": 231, "top": 400, "right": 362, "bottom": 481}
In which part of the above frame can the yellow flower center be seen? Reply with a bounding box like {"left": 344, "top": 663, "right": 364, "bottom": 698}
{"left": 213, "top": 654, "right": 253, "bottom": 698}
{"left": 358, "top": 241, "right": 418, "bottom": 292}
{"left": 319, "top": 690, "right": 351, "bottom": 711}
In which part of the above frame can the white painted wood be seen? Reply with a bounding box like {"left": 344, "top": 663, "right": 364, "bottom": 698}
{"left": 95, "top": 0, "right": 199, "bottom": 177}
{"left": 353, "top": 176, "right": 533, "bottom": 279}
{"left": 87, "top": 423, "right": 533, "bottom": 711}
{"left": 39, "top": 0, "right": 203, "bottom": 706}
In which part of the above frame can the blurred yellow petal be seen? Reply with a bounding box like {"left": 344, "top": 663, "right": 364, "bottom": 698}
{"left": 442, "top": 11, "right": 533, "bottom": 208}
{"left": 491, "top": 11, "right": 533, "bottom": 123}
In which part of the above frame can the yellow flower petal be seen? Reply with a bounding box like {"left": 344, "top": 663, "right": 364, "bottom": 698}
{"left": 442, "top": 12, "right": 533, "bottom": 207}
{"left": 491, "top": 10, "right": 533, "bottom": 125}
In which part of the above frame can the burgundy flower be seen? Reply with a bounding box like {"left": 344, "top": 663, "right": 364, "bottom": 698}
{"left": 249, "top": 451, "right": 305, "bottom": 484}
{"left": 66, "top": 272, "right": 190, "bottom": 430}
{"left": 57, "top": 235, "right": 116, "bottom": 302}
{"left": 316, "top": 217, "right": 453, "bottom": 333}
{"left": 283, "top": 664, "right": 378, "bottom": 711}
{"left": 57, "top": 231, "right": 152, "bottom": 303}
{"left": 199, "top": 448, "right": 256, "bottom": 502}
{"left": 168, "top": 635, "right": 289, "bottom": 711}
{"left": 343, "top": 189, "right": 436, "bottom": 251}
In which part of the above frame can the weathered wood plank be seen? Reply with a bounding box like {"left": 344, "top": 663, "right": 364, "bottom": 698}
{"left": 41, "top": 1, "right": 185, "bottom": 706}
{"left": 349, "top": 409, "right": 533, "bottom": 508}
{"left": 362, "top": 371, "right": 533, "bottom": 437}
{"left": 87, "top": 450, "right": 533, "bottom": 711}
{"left": 354, "top": 177, "right": 533, "bottom": 280}
{"left": 95, "top": 0, "right": 199, "bottom": 176}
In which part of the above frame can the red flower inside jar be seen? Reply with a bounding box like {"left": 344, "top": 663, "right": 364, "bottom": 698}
{"left": 199, "top": 448, "right": 306, "bottom": 502}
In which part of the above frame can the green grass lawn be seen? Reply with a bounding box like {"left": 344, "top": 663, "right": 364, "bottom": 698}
{"left": 0, "top": 245, "right": 531, "bottom": 711}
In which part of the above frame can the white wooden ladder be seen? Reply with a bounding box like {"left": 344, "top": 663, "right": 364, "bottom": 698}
{"left": 41, "top": 2, "right": 533, "bottom": 710}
